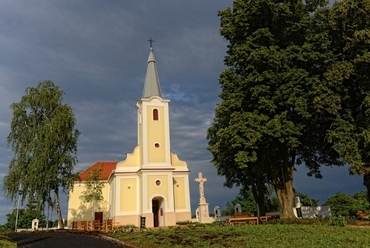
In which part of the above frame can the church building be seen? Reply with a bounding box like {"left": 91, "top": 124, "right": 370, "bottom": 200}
{"left": 67, "top": 44, "right": 192, "bottom": 228}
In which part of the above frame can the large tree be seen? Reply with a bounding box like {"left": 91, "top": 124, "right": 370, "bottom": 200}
{"left": 4, "top": 80, "right": 80, "bottom": 229}
{"left": 323, "top": 0, "right": 370, "bottom": 202}
{"left": 208, "top": 0, "right": 342, "bottom": 218}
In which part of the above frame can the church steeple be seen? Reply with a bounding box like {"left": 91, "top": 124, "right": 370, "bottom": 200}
{"left": 142, "top": 38, "right": 163, "bottom": 98}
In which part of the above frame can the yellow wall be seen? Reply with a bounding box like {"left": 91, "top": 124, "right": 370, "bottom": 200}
{"left": 146, "top": 106, "right": 166, "bottom": 163}
{"left": 138, "top": 108, "right": 143, "bottom": 165}
{"left": 171, "top": 152, "right": 187, "bottom": 167}
{"left": 67, "top": 182, "right": 110, "bottom": 224}
{"left": 119, "top": 178, "right": 137, "bottom": 212}
{"left": 173, "top": 177, "right": 186, "bottom": 209}
{"left": 116, "top": 146, "right": 140, "bottom": 168}
{"left": 147, "top": 175, "right": 169, "bottom": 208}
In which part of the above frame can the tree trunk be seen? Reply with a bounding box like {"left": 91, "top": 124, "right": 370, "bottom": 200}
{"left": 275, "top": 179, "right": 295, "bottom": 218}
{"left": 363, "top": 168, "right": 370, "bottom": 203}
{"left": 251, "top": 179, "right": 266, "bottom": 216}
{"left": 269, "top": 150, "right": 296, "bottom": 218}
{"left": 54, "top": 189, "right": 64, "bottom": 229}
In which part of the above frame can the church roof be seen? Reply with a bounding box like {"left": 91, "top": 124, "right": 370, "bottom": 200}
{"left": 142, "top": 47, "right": 163, "bottom": 98}
{"left": 78, "top": 161, "right": 117, "bottom": 181}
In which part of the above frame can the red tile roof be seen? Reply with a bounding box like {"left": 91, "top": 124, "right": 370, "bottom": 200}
{"left": 78, "top": 161, "right": 117, "bottom": 181}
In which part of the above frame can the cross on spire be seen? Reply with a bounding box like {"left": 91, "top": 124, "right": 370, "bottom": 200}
{"left": 147, "top": 37, "right": 155, "bottom": 48}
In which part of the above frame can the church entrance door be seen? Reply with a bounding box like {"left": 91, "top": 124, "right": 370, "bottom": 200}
{"left": 152, "top": 199, "right": 159, "bottom": 227}
{"left": 152, "top": 197, "right": 164, "bottom": 227}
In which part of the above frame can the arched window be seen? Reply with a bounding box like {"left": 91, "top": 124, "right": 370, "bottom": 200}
{"left": 153, "top": 109, "right": 159, "bottom": 120}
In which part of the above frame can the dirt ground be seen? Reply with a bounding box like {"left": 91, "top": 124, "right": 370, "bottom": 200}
{"left": 7, "top": 230, "right": 130, "bottom": 248}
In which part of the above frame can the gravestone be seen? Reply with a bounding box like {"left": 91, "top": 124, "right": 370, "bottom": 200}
{"left": 214, "top": 206, "right": 221, "bottom": 221}
{"left": 32, "top": 219, "right": 39, "bottom": 231}
{"left": 214, "top": 206, "right": 220, "bottom": 218}
{"left": 294, "top": 195, "right": 302, "bottom": 208}
{"left": 196, "top": 207, "right": 200, "bottom": 221}
{"left": 294, "top": 195, "right": 302, "bottom": 218}
{"left": 194, "top": 172, "right": 212, "bottom": 223}
{"left": 234, "top": 204, "right": 242, "bottom": 213}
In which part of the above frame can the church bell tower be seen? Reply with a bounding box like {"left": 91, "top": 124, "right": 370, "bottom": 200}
{"left": 111, "top": 40, "right": 191, "bottom": 227}
{"left": 136, "top": 41, "right": 172, "bottom": 168}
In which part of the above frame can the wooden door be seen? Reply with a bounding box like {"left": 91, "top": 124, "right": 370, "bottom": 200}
{"left": 94, "top": 212, "right": 103, "bottom": 224}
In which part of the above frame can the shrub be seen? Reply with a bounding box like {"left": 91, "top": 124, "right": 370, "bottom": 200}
{"left": 176, "top": 221, "right": 192, "bottom": 225}
{"left": 110, "top": 224, "right": 137, "bottom": 234}
{"left": 329, "top": 216, "right": 347, "bottom": 227}
{"left": 271, "top": 217, "right": 329, "bottom": 225}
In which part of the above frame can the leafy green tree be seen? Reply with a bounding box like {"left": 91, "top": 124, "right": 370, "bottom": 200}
{"left": 3, "top": 80, "right": 80, "bottom": 229}
{"left": 353, "top": 191, "right": 370, "bottom": 210}
{"left": 320, "top": 0, "right": 370, "bottom": 203}
{"left": 297, "top": 193, "right": 319, "bottom": 206}
{"left": 3, "top": 207, "right": 46, "bottom": 231}
{"left": 231, "top": 187, "right": 258, "bottom": 213}
{"left": 222, "top": 193, "right": 255, "bottom": 216}
{"left": 266, "top": 196, "right": 280, "bottom": 212}
{"left": 325, "top": 191, "right": 369, "bottom": 216}
{"left": 80, "top": 165, "right": 105, "bottom": 210}
{"left": 223, "top": 186, "right": 280, "bottom": 216}
{"left": 208, "top": 0, "right": 339, "bottom": 218}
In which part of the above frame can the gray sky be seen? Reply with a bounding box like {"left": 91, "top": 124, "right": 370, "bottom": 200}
{"left": 0, "top": 0, "right": 364, "bottom": 224}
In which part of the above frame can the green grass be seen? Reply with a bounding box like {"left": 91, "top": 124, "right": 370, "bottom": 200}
{"left": 0, "top": 234, "right": 16, "bottom": 248}
{"left": 109, "top": 224, "right": 370, "bottom": 248}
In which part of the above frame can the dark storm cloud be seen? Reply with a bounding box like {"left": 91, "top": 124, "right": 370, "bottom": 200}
{"left": 0, "top": 0, "right": 365, "bottom": 224}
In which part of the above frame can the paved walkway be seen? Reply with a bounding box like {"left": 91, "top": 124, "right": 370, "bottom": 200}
{"left": 8, "top": 231, "right": 128, "bottom": 248}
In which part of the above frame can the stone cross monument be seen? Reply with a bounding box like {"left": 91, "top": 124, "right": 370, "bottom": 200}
{"left": 194, "top": 172, "right": 212, "bottom": 223}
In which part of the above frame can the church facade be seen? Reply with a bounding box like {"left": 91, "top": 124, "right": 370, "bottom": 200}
{"left": 67, "top": 45, "right": 192, "bottom": 228}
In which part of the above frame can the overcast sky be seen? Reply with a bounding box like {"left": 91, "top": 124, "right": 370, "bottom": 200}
{"left": 0, "top": 0, "right": 364, "bottom": 225}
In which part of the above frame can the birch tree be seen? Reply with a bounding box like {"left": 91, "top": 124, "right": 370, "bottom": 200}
{"left": 4, "top": 80, "right": 80, "bottom": 229}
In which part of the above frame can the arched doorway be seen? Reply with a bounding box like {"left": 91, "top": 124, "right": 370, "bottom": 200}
{"left": 152, "top": 197, "right": 164, "bottom": 227}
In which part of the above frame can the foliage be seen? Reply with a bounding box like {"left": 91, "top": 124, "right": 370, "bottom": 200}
{"left": 80, "top": 165, "right": 105, "bottom": 205}
{"left": 3, "top": 80, "right": 80, "bottom": 229}
{"left": 321, "top": 0, "right": 370, "bottom": 202}
{"left": 0, "top": 235, "right": 16, "bottom": 248}
{"left": 0, "top": 225, "right": 8, "bottom": 233}
{"left": 207, "top": 0, "right": 340, "bottom": 218}
{"left": 109, "top": 224, "right": 370, "bottom": 248}
{"left": 2, "top": 207, "right": 47, "bottom": 231}
{"left": 111, "top": 224, "right": 138, "bottom": 233}
{"left": 298, "top": 192, "right": 319, "bottom": 206}
{"left": 266, "top": 196, "right": 280, "bottom": 212}
{"left": 329, "top": 216, "right": 347, "bottom": 227}
{"left": 344, "top": 216, "right": 358, "bottom": 226}
{"left": 223, "top": 186, "right": 280, "bottom": 216}
{"left": 325, "top": 191, "right": 370, "bottom": 216}
{"left": 208, "top": 0, "right": 370, "bottom": 219}
{"left": 353, "top": 191, "right": 370, "bottom": 210}
{"left": 270, "top": 218, "right": 329, "bottom": 225}
{"left": 231, "top": 186, "right": 258, "bottom": 213}
{"left": 176, "top": 221, "right": 193, "bottom": 226}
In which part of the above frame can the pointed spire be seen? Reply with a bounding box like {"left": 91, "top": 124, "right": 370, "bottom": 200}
{"left": 142, "top": 38, "right": 163, "bottom": 98}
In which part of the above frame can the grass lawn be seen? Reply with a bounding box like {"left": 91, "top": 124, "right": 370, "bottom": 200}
{"left": 109, "top": 224, "right": 370, "bottom": 248}
{"left": 0, "top": 234, "right": 16, "bottom": 248}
